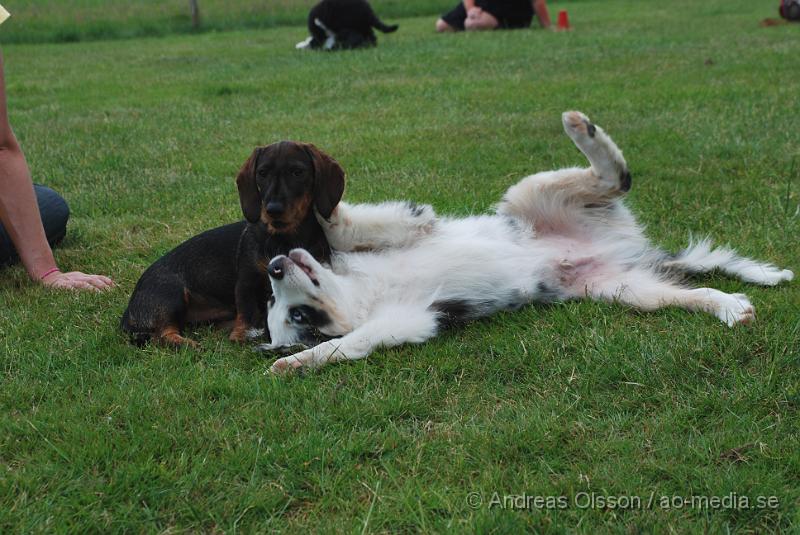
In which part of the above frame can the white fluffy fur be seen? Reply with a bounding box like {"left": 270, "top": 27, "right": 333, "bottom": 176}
{"left": 260, "top": 111, "right": 793, "bottom": 373}
{"left": 663, "top": 238, "right": 793, "bottom": 286}
{"left": 318, "top": 201, "right": 436, "bottom": 251}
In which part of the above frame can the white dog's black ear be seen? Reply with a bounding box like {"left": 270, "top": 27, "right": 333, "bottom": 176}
{"left": 302, "top": 143, "right": 346, "bottom": 219}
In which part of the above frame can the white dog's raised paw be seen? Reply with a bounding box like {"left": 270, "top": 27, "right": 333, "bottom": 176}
{"left": 561, "top": 110, "right": 630, "bottom": 193}
{"left": 716, "top": 293, "right": 756, "bottom": 327}
{"left": 562, "top": 110, "right": 595, "bottom": 138}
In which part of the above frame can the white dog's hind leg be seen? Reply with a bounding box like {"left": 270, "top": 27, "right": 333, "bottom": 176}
{"left": 270, "top": 304, "right": 439, "bottom": 373}
{"left": 497, "top": 112, "right": 632, "bottom": 234}
{"left": 578, "top": 267, "right": 756, "bottom": 326}
{"left": 498, "top": 167, "right": 614, "bottom": 235}
{"left": 562, "top": 110, "right": 630, "bottom": 191}
{"left": 663, "top": 238, "right": 794, "bottom": 286}
{"left": 317, "top": 201, "right": 437, "bottom": 251}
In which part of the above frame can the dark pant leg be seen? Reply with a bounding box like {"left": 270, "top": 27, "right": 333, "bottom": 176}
{"left": 0, "top": 184, "right": 70, "bottom": 266}
{"left": 441, "top": 2, "right": 468, "bottom": 30}
{"left": 477, "top": 0, "right": 534, "bottom": 29}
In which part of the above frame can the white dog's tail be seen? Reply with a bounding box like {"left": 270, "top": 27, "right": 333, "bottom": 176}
{"left": 662, "top": 237, "right": 793, "bottom": 286}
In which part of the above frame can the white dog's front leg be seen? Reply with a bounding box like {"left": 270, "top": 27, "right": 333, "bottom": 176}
{"left": 270, "top": 339, "right": 363, "bottom": 373}
{"left": 317, "top": 201, "right": 436, "bottom": 252}
{"left": 269, "top": 304, "right": 439, "bottom": 373}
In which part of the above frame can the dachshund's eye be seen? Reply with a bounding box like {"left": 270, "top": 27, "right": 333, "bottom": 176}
{"left": 291, "top": 168, "right": 304, "bottom": 177}
{"left": 290, "top": 309, "right": 306, "bottom": 324}
{"left": 257, "top": 168, "right": 268, "bottom": 178}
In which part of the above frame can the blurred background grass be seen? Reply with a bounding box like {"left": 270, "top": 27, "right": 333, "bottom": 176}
{"left": 0, "top": 0, "right": 459, "bottom": 44}
{"left": 0, "top": 0, "right": 604, "bottom": 44}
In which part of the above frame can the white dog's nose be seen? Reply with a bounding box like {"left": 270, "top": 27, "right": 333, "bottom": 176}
{"left": 267, "top": 256, "right": 287, "bottom": 280}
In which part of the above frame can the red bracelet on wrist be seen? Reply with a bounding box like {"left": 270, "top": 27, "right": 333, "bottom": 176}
{"left": 40, "top": 267, "right": 61, "bottom": 280}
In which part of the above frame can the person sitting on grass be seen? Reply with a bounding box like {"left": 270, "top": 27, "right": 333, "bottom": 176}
{"left": 436, "top": 0, "right": 551, "bottom": 32}
{"left": 0, "top": 53, "right": 114, "bottom": 291}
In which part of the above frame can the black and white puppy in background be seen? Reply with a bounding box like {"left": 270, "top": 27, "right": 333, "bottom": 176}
{"left": 296, "top": 0, "right": 399, "bottom": 50}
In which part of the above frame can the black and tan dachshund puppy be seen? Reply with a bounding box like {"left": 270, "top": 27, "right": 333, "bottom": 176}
{"left": 121, "top": 142, "right": 345, "bottom": 347}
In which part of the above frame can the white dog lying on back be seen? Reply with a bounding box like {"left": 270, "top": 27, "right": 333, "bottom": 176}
{"left": 259, "top": 111, "right": 793, "bottom": 372}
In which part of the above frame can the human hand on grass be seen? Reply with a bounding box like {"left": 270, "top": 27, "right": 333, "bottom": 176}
{"left": 466, "top": 6, "right": 483, "bottom": 19}
{"left": 41, "top": 269, "right": 115, "bottom": 291}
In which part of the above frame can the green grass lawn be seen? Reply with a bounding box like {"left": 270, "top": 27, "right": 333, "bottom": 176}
{"left": 1, "top": 0, "right": 799, "bottom": 532}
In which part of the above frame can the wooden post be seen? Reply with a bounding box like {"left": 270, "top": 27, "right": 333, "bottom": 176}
{"left": 189, "top": 0, "right": 201, "bottom": 29}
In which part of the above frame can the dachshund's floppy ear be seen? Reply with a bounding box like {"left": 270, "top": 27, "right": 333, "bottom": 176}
{"left": 304, "top": 143, "right": 345, "bottom": 219}
{"left": 236, "top": 147, "right": 264, "bottom": 224}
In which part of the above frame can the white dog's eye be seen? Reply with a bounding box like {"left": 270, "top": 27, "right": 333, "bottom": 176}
{"left": 290, "top": 310, "right": 306, "bottom": 323}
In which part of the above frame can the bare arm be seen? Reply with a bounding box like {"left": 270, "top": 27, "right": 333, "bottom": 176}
{"left": 534, "top": 0, "right": 551, "bottom": 28}
{"left": 0, "top": 52, "right": 113, "bottom": 290}
{"left": 0, "top": 53, "right": 57, "bottom": 280}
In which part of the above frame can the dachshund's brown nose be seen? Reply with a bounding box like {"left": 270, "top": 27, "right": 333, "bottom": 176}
{"left": 266, "top": 202, "right": 284, "bottom": 217}
{"left": 267, "top": 257, "right": 286, "bottom": 280}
